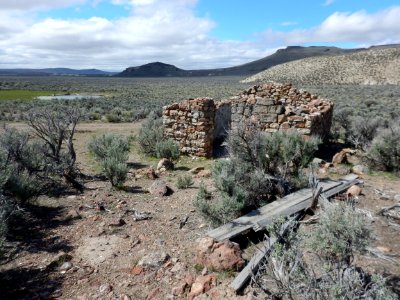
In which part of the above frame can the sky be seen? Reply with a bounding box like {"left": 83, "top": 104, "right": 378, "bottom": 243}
{"left": 0, "top": 0, "right": 399, "bottom": 71}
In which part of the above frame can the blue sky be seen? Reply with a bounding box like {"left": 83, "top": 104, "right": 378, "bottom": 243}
{"left": 0, "top": 0, "right": 399, "bottom": 70}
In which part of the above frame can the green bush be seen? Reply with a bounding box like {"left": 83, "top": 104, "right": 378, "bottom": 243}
{"left": 88, "top": 133, "right": 131, "bottom": 187}
{"left": 137, "top": 112, "right": 164, "bottom": 157}
{"left": 367, "top": 123, "right": 400, "bottom": 173}
{"left": 176, "top": 174, "right": 194, "bottom": 189}
{"left": 155, "top": 139, "right": 180, "bottom": 160}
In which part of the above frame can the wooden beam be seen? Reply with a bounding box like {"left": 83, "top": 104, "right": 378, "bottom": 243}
{"left": 230, "top": 213, "right": 303, "bottom": 292}
{"left": 208, "top": 174, "right": 358, "bottom": 241}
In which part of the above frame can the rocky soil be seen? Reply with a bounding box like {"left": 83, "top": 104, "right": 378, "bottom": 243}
{"left": 1, "top": 123, "right": 400, "bottom": 299}
{"left": 243, "top": 47, "right": 400, "bottom": 85}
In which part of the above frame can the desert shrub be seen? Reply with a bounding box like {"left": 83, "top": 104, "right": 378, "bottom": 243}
{"left": 137, "top": 112, "right": 164, "bottom": 157}
{"left": 176, "top": 174, "right": 194, "bottom": 189}
{"left": 88, "top": 133, "right": 131, "bottom": 187}
{"left": 193, "top": 182, "right": 246, "bottom": 225}
{"left": 309, "top": 201, "right": 371, "bottom": 263}
{"left": 105, "top": 113, "right": 122, "bottom": 123}
{"left": 27, "top": 106, "right": 82, "bottom": 190}
{"left": 0, "top": 127, "right": 46, "bottom": 200}
{"left": 347, "top": 116, "right": 382, "bottom": 150}
{"left": 367, "top": 122, "right": 400, "bottom": 173}
{"left": 253, "top": 201, "right": 396, "bottom": 300}
{"left": 155, "top": 139, "right": 180, "bottom": 160}
{"left": 228, "top": 126, "right": 319, "bottom": 188}
{"left": 195, "top": 127, "right": 319, "bottom": 225}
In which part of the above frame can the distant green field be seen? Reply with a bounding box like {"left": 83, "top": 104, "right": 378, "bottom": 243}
{"left": 0, "top": 90, "right": 60, "bottom": 101}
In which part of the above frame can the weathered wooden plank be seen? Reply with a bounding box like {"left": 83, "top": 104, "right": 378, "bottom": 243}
{"left": 230, "top": 174, "right": 360, "bottom": 292}
{"left": 208, "top": 174, "right": 358, "bottom": 241}
{"left": 230, "top": 213, "right": 303, "bottom": 292}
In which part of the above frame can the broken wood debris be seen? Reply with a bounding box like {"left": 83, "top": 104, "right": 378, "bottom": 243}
{"left": 219, "top": 174, "right": 361, "bottom": 292}
{"left": 230, "top": 212, "right": 303, "bottom": 292}
{"left": 208, "top": 174, "right": 360, "bottom": 242}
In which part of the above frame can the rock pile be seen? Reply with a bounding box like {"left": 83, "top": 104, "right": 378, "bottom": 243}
{"left": 163, "top": 97, "right": 215, "bottom": 157}
{"left": 228, "top": 83, "right": 334, "bottom": 140}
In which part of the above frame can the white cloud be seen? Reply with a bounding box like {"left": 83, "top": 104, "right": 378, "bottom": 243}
{"left": 0, "top": 0, "right": 267, "bottom": 70}
{"left": 262, "top": 6, "right": 400, "bottom": 47}
{"left": 0, "top": 1, "right": 399, "bottom": 70}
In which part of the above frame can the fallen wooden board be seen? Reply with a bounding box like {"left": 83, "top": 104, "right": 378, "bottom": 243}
{"left": 230, "top": 212, "right": 303, "bottom": 292}
{"left": 208, "top": 174, "right": 359, "bottom": 241}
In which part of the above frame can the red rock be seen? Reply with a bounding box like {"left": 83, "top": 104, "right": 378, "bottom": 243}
{"left": 187, "top": 275, "right": 217, "bottom": 300}
{"left": 196, "top": 237, "right": 245, "bottom": 271}
{"left": 130, "top": 266, "right": 144, "bottom": 275}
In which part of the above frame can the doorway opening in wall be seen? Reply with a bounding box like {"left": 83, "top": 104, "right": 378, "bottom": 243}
{"left": 212, "top": 135, "right": 229, "bottom": 158}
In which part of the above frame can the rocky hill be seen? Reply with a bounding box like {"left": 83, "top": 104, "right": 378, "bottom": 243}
{"left": 116, "top": 46, "right": 359, "bottom": 77}
{"left": 243, "top": 46, "right": 400, "bottom": 85}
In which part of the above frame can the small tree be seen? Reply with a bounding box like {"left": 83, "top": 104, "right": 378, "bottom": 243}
{"left": 88, "top": 133, "right": 131, "bottom": 188}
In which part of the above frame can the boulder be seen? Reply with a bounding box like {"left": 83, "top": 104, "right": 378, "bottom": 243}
{"left": 149, "top": 179, "right": 170, "bottom": 196}
{"left": 196, "top": 237, "right": 244, "bottom": 272}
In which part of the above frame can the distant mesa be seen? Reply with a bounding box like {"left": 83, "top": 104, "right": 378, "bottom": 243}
{"left": 116, "top": 46, "right": 361, "bottom": 77}
{"left": 116, "top": 62, "right": 187, "bottom": 77}
{"left": 1, "top": 44, "right": 399, "bottom": 78}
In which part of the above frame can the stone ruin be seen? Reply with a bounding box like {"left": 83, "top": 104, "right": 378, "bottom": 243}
{"left": 163, "top": 83, "right": 334, "bottom": 157}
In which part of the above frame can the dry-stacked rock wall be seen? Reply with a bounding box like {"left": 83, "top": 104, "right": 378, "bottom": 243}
{"left": 162, "top": 83, "right": 334, "bottom": 157}
{"left": 163, "top": 97, "right": 215, "bottom": 157}
{"left": 228, "top": 83, "right": 333, "bottom": 140}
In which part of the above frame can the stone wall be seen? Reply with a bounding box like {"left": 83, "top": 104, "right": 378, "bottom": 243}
{"left": 162, "top": 83, "right": 334, "bottom": 157}
{"left": 163, "top": 97, "right": 216, "bottom": 157}
{"left": 228, "top": 83, "right": 334, "bottom": 140}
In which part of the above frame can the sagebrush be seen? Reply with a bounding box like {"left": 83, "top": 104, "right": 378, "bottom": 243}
{"left": 88, "top": 133, "right": 131, "bottom": 187}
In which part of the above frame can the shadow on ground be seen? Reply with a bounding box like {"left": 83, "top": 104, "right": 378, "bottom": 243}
{"left": 1, "top": 201, "right": 74, "bottom": 299}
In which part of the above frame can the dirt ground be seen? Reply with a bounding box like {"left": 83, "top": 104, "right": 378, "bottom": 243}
{"left": 1, "top": 122, "right": 399, "bottom": 299}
